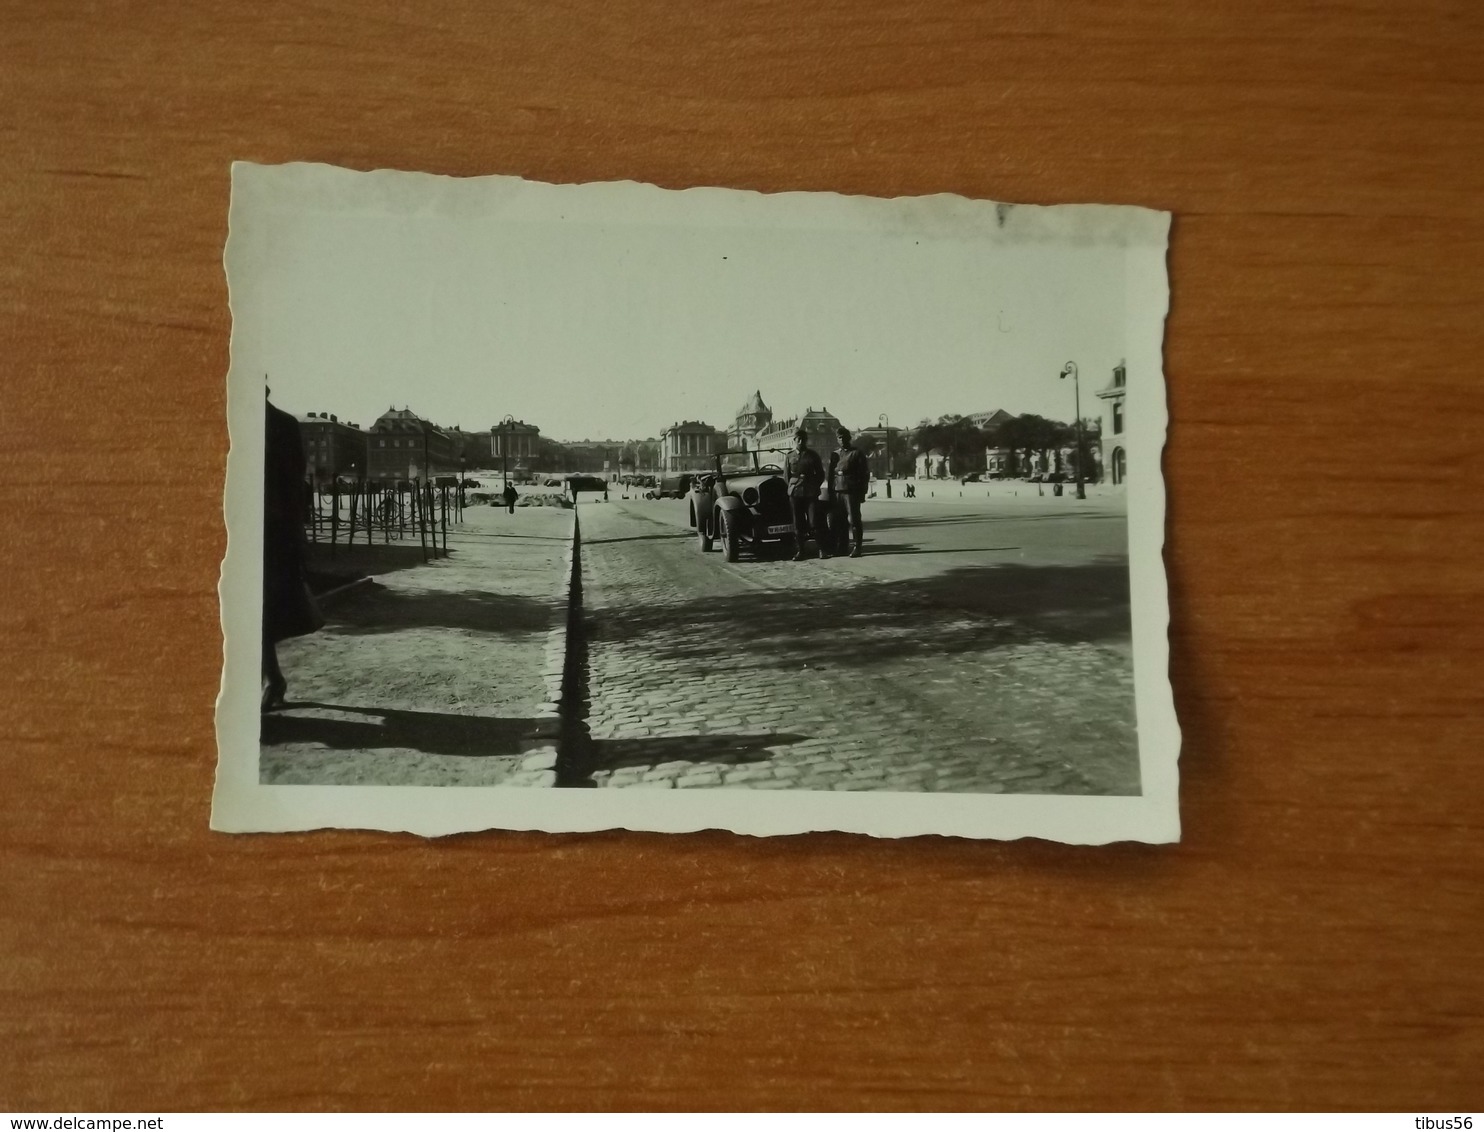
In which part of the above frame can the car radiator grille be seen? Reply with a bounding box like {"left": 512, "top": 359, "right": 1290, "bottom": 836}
{"left": 759, "top": 477, "right": 788, "bottom": 511}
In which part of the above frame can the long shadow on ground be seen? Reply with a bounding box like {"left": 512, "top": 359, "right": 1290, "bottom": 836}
{"left": 558, "top": 732, "right": 810, "bottom": 786}
{"left": 261, "top": 702, "right": 542, "bottom": 757}
{"left": 306, "top": 542, "right": 434, "bottom": 581}
{"left": 865, "top": 510, "right": 1124, "bottom": 533}
{"left": 590, "top": 557, "right": 1133, "bottom": 666}
{"left": 858, "top": 543, "right": 1023, "bottom": 556}
{"left": 584, "top": 531, "right": 694, "bottom": 546}
{"left": 321, "top": 581, "right": 553, "bottom": 636}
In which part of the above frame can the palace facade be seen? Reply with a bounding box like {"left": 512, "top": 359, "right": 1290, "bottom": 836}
{"left": 367, "top": 407, "right": 458, "bottom": 482}
{"left": 659, "top": 420, "right": 728, "bottom": 472}
{"left": 298, "top": 412, "right": 368, "bottom": 482}
{"left": 1096, "top": 361, "right": 1127, "bottom": 486}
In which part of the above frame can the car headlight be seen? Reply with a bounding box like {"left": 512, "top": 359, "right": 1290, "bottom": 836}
{"left": 742, "top": 487, "right": 759, "bottom": 506}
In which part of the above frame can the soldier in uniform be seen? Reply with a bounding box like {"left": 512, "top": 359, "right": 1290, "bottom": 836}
{"left": 830, "top": 426, "right": 871, "bottom": 557}
{"left": 783, "top": 426, "right": 827, "bottom": 560}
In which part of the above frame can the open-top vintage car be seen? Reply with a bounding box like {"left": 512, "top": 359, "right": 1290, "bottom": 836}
{"left": 688, "top": 449, "right": 795, "bottom": 561}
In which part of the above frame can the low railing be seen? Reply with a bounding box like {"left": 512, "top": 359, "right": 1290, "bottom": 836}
{"left": 305, "top": 477, "right": 468, "bottom": 562}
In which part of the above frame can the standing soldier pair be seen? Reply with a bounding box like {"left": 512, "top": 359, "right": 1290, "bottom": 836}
{"left": 783, "top": 425, "right": 869, "bottom": 560}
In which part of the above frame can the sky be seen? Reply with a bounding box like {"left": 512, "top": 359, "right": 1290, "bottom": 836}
{"left": 250, "top": 191, "right": 1133, "bottom": 443}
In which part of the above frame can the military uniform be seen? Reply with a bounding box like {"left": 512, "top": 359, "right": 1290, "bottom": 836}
{"left": 783, "top": 445, "right": 827, "bottom": 558}
{"left": 829, "top": 445, "right": 871, "bottom": 556}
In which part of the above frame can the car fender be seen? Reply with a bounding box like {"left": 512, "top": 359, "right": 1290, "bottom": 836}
{"left": 715, "top": 495, "right": 751, "bottom": 534}
{"left": 691, "top": 489, "right": 715, "bottom": 530}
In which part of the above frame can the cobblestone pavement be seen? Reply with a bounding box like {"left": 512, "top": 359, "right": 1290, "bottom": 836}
{"left": 571, "top": 496, "right": 1139, "bottom": 794}
{"left": 259, "top": 505, "right": 573, "bottom": 786}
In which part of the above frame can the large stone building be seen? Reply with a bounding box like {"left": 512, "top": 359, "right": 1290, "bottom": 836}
{"left": 561, "top": 441, "right": 626, "bottom": 476}
{"left": 489, "top": 419, "right": 545, "bottom": 477}
{"left": 726, "top": 390, "right": 911, "bottom": 473}
{"left": 1096, "top": 360, "right": 1127, "bottom": 485}
{"left": 298, "top": 412, "right": 367, "bottom": 482}
{"left": 659, "top": 421, "right": 728, "bottom": 472}
{"left": 728, "top": 390, "right": 773, "bottom": 449}
{"left": 754, "top": 406, "right": 842, "bottom": 459}
{"left": 367, "top": 407, "right": 458, "bottom": 482}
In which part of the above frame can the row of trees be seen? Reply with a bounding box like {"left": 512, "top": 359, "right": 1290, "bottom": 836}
{"left": 912, "top": 413, "right": 1102, "bottom": 477}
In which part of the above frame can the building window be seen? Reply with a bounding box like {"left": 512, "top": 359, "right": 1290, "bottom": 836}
{"left": 377, "top": 439, "right": 386, "bottom": 448}
{"left": 1113, "top": 401, "right": 1124, "bottom": 435}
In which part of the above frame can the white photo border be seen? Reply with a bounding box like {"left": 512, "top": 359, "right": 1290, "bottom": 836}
{"left": 212, "top": 162, "right": 1179, "bottom": 843}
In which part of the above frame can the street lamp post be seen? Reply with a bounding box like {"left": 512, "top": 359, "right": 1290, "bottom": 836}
{"left": 1059, "top": 362, "right": 1087, "bottom": 500}
{"left": 500, "top": 414, "right": 515, "bottom": 491}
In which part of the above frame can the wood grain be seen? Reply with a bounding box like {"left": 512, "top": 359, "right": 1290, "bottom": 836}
{"left": 3, "top": 0, "right": 1481, "bottom": 1111}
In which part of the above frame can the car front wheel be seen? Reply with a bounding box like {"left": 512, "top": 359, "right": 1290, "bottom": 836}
{"left": 720, "top": 511, "right": 739, "bottom": 562}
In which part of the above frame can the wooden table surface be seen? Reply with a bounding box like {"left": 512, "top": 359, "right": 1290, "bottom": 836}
{"left": 3, "top": 0, "right": 1481, "bottom": 1112}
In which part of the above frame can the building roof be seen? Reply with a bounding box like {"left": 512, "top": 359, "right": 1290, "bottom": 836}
{"left": 372, "top": 407, "right": 449, "bottom": 437}
{"left": 967, "top": 408, "right": 1016, "bottom": 428}
{"left": 298, "top": 411, "right": 364, "bottom": 428}
{"left": 763, "top": 407, "right": 841, "bottom": 432}
{"left": 1096, "top": 361, "right": 1128, "bottom": 399}
{"left": 739, "top": 390, "right": 770, "bottom": 416}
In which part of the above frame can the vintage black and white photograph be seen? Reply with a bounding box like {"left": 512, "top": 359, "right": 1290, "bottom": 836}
{"left": 213, "top": 161, "right": 1178, "bottom": 841}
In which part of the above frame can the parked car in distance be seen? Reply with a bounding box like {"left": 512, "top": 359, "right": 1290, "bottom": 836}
{"left": 656, "top": 472, "right": 695, "bottom": 499}
{"left": 688, "top": 449, "right": 794, "bottom": 562}
{"left": 959, "top": 472, "right": 983, "bottom": 484}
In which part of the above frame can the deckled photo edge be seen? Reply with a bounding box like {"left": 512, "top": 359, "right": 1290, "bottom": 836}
{"left": 212, "top": 162, "right": 1179, "bottom": 844}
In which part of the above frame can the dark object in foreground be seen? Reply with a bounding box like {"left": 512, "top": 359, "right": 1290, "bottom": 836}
{"left": 263, "top": 397, "right": 324, "bottom": 710}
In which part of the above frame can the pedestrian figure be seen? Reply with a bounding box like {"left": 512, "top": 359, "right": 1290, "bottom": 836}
{"left": 503, "top": 481, "right": 518, "bottom": 514}
{"left": 885, "top": 479, "right": 892, "bottom": 499}
{"left": 262, "top": 393, "right": 323, "bottom": 711}
{"left": 830, "top": 426, "right": 870, "bottom": 557}
{"left": 783, "top": 426, "right": 827, "bottom": 560}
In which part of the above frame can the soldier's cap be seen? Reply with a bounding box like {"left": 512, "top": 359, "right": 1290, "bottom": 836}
{"left": 793, "top": 427, "right": 808, "bottom": 440}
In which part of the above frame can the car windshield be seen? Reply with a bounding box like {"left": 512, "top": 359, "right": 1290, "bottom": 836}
{"left": 716, "top": 451, "right": 759, "bottom": 474}
{"left": 716, "top": 448, "right": 787, "bottom": 474}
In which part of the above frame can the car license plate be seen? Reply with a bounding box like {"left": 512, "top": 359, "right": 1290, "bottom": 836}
{"left": 766, "top": 524, "right": 793, "bottom": 535}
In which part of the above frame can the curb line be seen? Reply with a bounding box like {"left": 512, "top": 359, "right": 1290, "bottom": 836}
{"left": 505, "top": 508, "right": 580, "bottom": 787}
